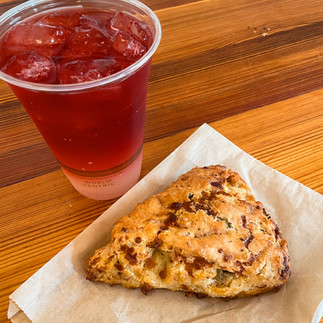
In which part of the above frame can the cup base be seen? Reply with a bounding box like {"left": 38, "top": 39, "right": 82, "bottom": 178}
{"left": 61, "top": 149, "right": 143, "bottom": 200}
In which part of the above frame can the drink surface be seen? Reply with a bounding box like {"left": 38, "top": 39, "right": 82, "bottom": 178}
{"left": 0, "top": 7, "right": 153, "bottom": 84}
{"left": 0, "top": 7, "right": 153, "bottom": 173}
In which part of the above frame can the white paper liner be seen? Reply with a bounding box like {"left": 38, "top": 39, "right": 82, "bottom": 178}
{"left": 8, "top": 124, "right": 323, "bottom": 322}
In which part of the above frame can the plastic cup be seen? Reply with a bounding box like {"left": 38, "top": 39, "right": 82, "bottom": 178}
{"left": 0, "top": 0, "right": 161, "bottom": 200}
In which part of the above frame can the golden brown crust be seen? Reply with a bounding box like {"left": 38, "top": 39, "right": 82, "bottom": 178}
{"left": 86, "top": 165, "right": 291, "bottom": 298}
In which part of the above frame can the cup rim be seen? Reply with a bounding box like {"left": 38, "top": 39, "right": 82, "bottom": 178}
{"left": 0, "top": 0, "right": 161, "bottom": 92}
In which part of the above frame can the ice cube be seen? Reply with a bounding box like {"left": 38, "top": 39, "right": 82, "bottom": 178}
{"left": 80, "top": 12, "right": 115, "bottom": 33}
{"left": 130, "top": 20, "right": 153, "bottom": 48}
{"left": 61, "top": 25, "right": 112, "bottom": 58}
{"left": 5, "top": 22, "right": 69, "bottom": 56}
{"left": 2, "top": 51, "right": 57, "bottom": 83}
{"left": 57, "top": 58, "right": 125, "bottom": 84}
{"left": 110, "top": 11, "right": 133, "bottom": 33}
{"left": 113, "top": 32, "right": 146, "bottom": 59}
{"left": 37, "top": 12, "right": 81, "bottom": 29}
{"left": 110, "top": 11, "right": 152, "bottom": 49}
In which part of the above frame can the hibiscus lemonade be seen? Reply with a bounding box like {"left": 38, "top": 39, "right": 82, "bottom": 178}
{"left": 0, "top": 0, "right": 161, "bottom": 199}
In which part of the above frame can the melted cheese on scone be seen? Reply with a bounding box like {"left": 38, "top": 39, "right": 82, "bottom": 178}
{"left": 86, "top": 165, "right": 291, "bottom": 298}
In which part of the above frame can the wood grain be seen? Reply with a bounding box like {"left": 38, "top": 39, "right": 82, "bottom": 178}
{"left": 145, "top": 0, "right": 323, "bottom": 140}
{"left": 0, "top": 0, "right": 322, "bottom": 321}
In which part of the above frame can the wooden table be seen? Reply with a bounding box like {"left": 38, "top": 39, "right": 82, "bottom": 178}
{"left": 0, "top": 0, "right": 322, "bottom": 321}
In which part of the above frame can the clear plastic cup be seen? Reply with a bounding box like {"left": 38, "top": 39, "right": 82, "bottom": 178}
{"left": 0, "top": 0, "right": 161, "bottom": 200}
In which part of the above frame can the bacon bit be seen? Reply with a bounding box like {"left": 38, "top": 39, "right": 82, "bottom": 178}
{"left": 167, "top": 212, "right": 178, "bottom": 223}
{"left": 195, "top": 203, "right": 206, "bottom": 211}
{"left": 159, "top": 269, "right": 167, "bottom": 279}
{"left": 195, "top": 203, "right": 211, "bottom": 215}
{"left": 121, "top": 244, "right": 137, "bottom": 265}
{"left": 244, "top": 254, "right": 256, "bottom": 266}
{"left": 244, "top": 233, "right": 254, "bottom": 248}
{"left": 185, "top": 290, "right": 208, "bottom": 299}
{"left": 120, "top": 244, "right": 127, "bottom": 252}
{"left": 188, "top": 193, "right": 194, "bottom": 200}
{"left": 210, "top": 181, "right": 223, "bottom": 189}
{"left": 141, "top": 283, "right": 153, "bottom": 295}
{"left": 195, "top": 293, "right": 208, "bottom": 299}
{"left": 86, "top": 271, "right": 98, "bottom": 281}
{"left": 161, "top": 212, "right": 178, "bottom": 230}
{"left": 196, "top": 203, "right": 214, "bottom": 216}
{"left": 185, "top": 264, "right": 194, "bottom": 277}
{"left": 241, "top": 215, "right": 247, "bottom": 228}
{"left": 181, "top": 201, "right": 194, "bottom": 213}
{"left": 224, "top": 254, "right": 233, "bottom": 262}
{"left": 88, "top": 257, "right": 99, "bottom": 268}
{"left": 184, "top": 291, "right": 195, "bottom": 298}
{"left": 227, "top": 175, "right": 235, "bottom": 185}
{"left": 193, "top": 257, "right": 211, "bottom": 270}
{"left": 170, "top": 202, "right": 182, "bottom": 210}
{"left": 114, "top": 263, "right": 124, "bottom": 271}
{"left": 185, "top": 256, "right": 212, "bottom": 277}
{"left": 207, "top": 209, "right": 217, "bottom": 217}
{"left": 145, "top": 257, "right": 156, "bottom": 269}
{"left": 181, "top": 284, "right": 189, "bottom": 290}
{"left": 125, "top": 253, "right": 138, "bottom": 265}
{"left": 121, "top": 227, "right": 128, "bottom": 232}
{"left": 200, "top": 191, "right": 211, "bottom": 201}
{"left": 147, "top": 237, "right": 163, "bottom": 248}
{"left": 135, "top": 237, "right": 142, "bottom": 244}
{"left": 180, "top": 197, "right": 215, "bottom": 217}
{"left": 218, "top": 248, "right": 223, "bottom": 253}
{"left": 274, "top": 225, "right": 283, "bottom": 240}
{"left": 280, "top": 255, "right": 290, "bottom": 279}
{"left": 236, "top": 260, "right": 244, "bottom": 274}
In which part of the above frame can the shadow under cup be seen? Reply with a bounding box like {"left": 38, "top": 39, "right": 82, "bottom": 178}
{"left": 0, "top": 0, "right": 161, "bottom": 200}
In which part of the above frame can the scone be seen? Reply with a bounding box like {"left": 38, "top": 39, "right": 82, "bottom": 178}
{"left": 86, "top": 165, "right": 290, "bottom": 298}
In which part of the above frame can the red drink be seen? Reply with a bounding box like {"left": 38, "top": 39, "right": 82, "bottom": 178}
{"left": 0, "top": 0, "right": 161, "bottom": 199}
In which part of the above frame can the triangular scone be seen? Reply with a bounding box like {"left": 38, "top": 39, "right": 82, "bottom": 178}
{"left": 86, "top": 165, "right": 290, "bottom": 298}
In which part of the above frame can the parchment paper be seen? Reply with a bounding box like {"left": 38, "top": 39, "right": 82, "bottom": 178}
{"left": 8, "top": 124, "right": 323, "bottom": 323}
